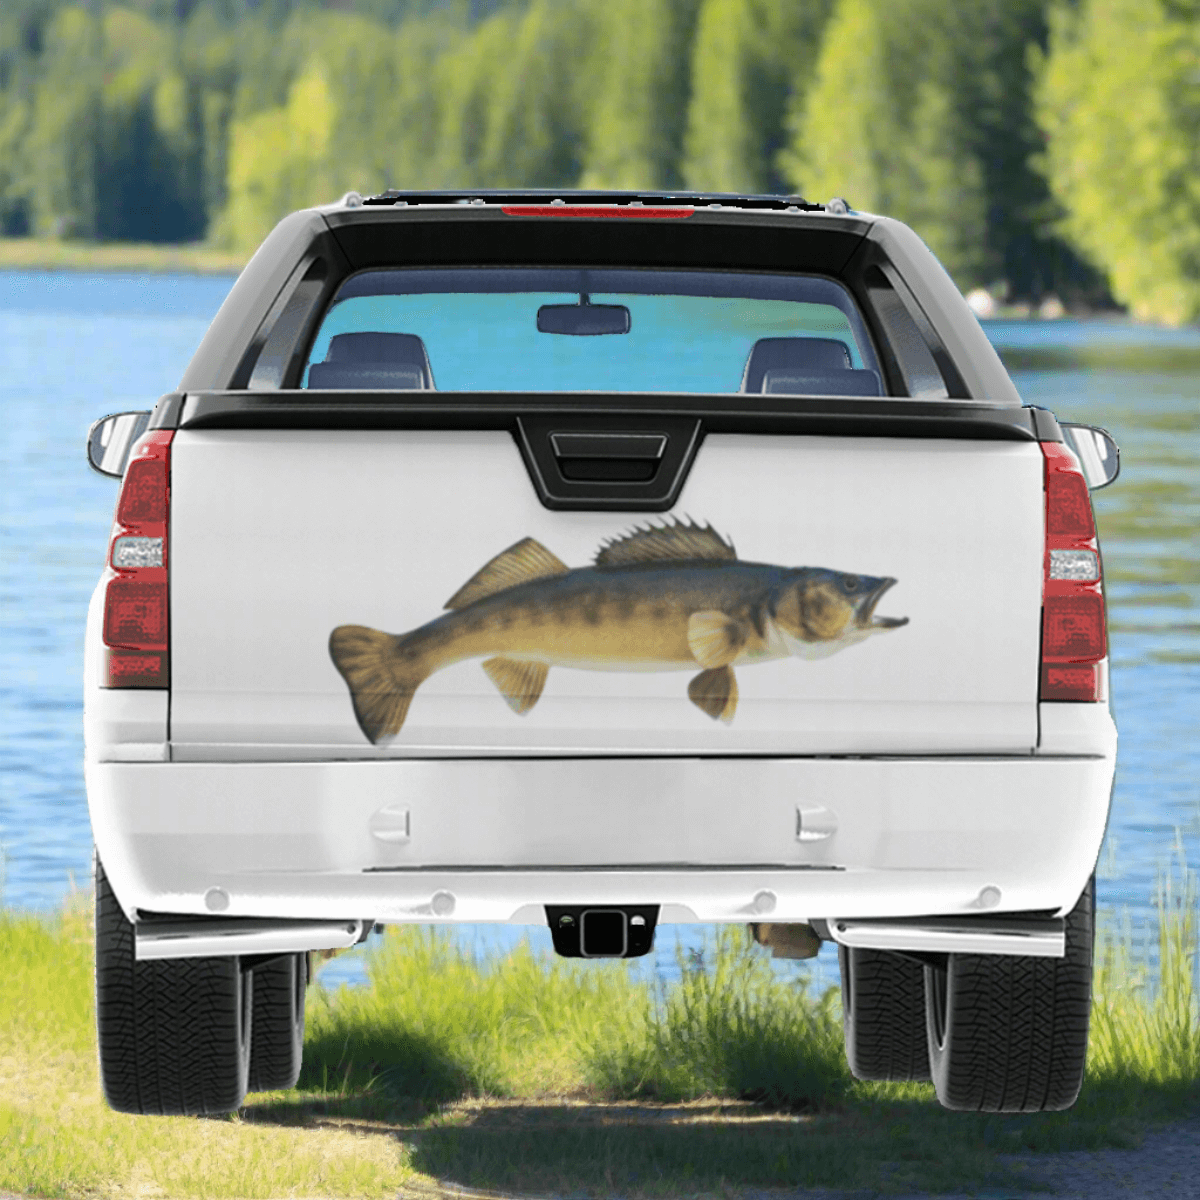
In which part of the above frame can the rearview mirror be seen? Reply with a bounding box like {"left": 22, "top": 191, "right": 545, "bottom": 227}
{"left": 1061, "top": 422, "right": 1120, "bottom": 489}
{"left": 87, "top": 411, "right": 151, "bottom": 478}
{"left": 538, "top": 300, "right": 630, "bottom": 336}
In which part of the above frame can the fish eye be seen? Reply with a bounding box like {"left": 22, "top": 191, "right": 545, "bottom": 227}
{"left": 841, "top": 575, "right": 860, "bottom": 591}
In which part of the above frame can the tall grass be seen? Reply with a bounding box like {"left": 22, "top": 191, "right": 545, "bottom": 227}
{"left": 1088, "top": 843, "right": 1200, "bottom": 1105}
{"left": 1, "top": 860, "right": 1197, "bottom": 1198}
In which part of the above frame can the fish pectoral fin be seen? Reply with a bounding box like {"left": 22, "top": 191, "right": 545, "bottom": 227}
{"left": 445, "top": 538, "right": 569, "bottom": 610}
{"left": 688, "top": 666, "right": 738, "bottom": 724}
{"left": 687, "top": 610, "right": 747, "bottom": 668}
{"left": 482, "top": 657, "right": 549, "bottom": 716}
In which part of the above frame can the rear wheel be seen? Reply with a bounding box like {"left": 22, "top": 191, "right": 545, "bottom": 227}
{"left": 94, "top": 855, "right": 252, "bottom": 1115}
{"left": 248, "top": 953, "right": 307, "bottom": 1092}
{"left": 838, "top": 944, "right": 931, "bottom": 1081}
{"left": 924, "top": 876, "right": 1094, "bottom": 1112}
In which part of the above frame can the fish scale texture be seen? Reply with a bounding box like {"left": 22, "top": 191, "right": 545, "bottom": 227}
{"left": 927, "top": 878, "right": 1093, "bottom": 1112}
{"left": 94, "top": 856, "right": 250, "bottom": 1115}
{"left": 840, "top": 946, "right": 932, "bottom": 1082}
{"left": 248, "top": 953, "right": 305, "bottom": 1092}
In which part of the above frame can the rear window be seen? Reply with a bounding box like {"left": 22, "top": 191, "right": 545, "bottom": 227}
{"left": 302, "top": 268, "right": 884, "bottom": 396}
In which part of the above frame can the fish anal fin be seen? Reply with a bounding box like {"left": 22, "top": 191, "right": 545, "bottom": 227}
{"left": 482, "top": 656, "right": 549, "bottom": 715}
{"left": 687, "top": 610, "right": 746, "bottom": 668}
{"left": 688, "top": 666, "right": 738, "bottom": 724}
{"left": 595, "top": 519, "right": 736, "bottom": 567}
{"left": 445, "top": 538, "right": 569, "bottom": 610}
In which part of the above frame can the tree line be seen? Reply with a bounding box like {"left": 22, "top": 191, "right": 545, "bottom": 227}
{"left": 1, "top": 0, "right": 1197, "bottom": 323}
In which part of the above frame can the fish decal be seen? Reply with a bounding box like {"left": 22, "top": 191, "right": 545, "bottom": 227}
{"left": 329, "top": 521, "right": 909, "bottom": 744}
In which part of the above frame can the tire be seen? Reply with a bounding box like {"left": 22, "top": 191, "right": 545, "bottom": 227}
{"left": 94, "top": 854, "right": 252, "bottom": 1115}
{"left": 924, "top": 876, "right": 1094, "bottom": 1112}
{"left": 248, "top": 952, "right": 306, "bottom": 1092}
{"left": 838, "top": 944, "right": 932, "bottom": 1082}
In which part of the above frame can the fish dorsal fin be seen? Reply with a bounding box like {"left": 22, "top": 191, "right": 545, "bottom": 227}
{"left": 594, "top": 520, "right": 737, "bottom": 568}
{"left": 445, "top": 538, "right": 569, "bottom": 610}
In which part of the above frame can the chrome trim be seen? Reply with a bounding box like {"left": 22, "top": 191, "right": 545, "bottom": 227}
{"left": 135, "top": 917, "right": 365, "bottom": 961}
{"left": 829, "top": 915, "right": 1066, "bottom": 958}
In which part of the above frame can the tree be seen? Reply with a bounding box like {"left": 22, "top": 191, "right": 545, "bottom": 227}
{"left": 1036, "top": 0, "right": 1200, "bottom": 323}
{"left": 682, "top": 0, "right": 833, "bottom": 195}
{"left": 578, "top": 0, "right": 703, "bottom": 190}
{"left": 781, "top": 0, "right": 1099, "bottom": 299}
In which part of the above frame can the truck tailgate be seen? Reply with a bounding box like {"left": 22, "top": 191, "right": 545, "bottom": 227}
{"left": 168, "top": 429, "right": 1043, "bottom": 758}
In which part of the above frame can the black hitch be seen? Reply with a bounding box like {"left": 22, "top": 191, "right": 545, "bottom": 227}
{"left": 545, "top": 904, "right": 659, "bottom": 958}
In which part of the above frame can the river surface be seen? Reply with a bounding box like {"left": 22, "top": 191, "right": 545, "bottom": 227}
{"left": 1, "top": 271, "right": 1196, "bottom": 992}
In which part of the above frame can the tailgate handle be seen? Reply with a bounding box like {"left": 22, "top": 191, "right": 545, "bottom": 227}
{"left": 516, "top": 415, "right": 702, "bottom": 511}
{"left": 550, "top": 431, "right": 667, "bottom": 482}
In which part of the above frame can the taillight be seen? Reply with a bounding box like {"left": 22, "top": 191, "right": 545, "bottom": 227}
{"left": 102, "top": 430, "right": 172, "bottom": 688}
{"left": 1040, "top": 440, "right": 1105, "bottom": 701}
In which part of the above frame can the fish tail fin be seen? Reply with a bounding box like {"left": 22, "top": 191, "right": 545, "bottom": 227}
{"left": 329, "top": 625, "right": 427, "bottom": 743}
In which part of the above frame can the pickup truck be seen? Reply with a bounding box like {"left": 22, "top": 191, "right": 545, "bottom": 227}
{"left": 85, "top": 190, "right": 1119, "bottom": 1117}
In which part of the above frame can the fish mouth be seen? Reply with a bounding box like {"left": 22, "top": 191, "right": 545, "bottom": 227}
{"left": 860, "top": 577, "right": 909, "bottom": 629}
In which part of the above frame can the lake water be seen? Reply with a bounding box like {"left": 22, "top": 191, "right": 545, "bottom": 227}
{"left": 1, "top": 271, "right": 1196, "bottom": 993}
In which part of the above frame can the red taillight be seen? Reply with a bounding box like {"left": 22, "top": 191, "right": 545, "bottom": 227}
{"left": 103, "top": 579, "right": 167, "bottom": 648}
{"left": 1039, "top": 440, "right": 1105, "bottom": 702}
{"left": 102, "top": 430, "right": 172, "bottom": 688}
{"left": 116, "top": 457, "right": 168, "bottom": 524}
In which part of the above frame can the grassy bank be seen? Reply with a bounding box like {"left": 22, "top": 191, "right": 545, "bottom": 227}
{"left": 0, "top": 238, "right": 247, "bottom": 276}
{"left": 2, "top": 870, "right": 1197, "bottom": 1200}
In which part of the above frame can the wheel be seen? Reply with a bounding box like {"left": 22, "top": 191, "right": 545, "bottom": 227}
{"left": 838, "top": 944, "right": 931, "bottom": 1081}
{"left": 924, "top": 876, "right": 1094, "bottom": 1112}
{"left": 248, "top": 952, "right": 306, "bottom": 1092}
{"left": 94, "top": 854, "right": 252, "bottom": 1115}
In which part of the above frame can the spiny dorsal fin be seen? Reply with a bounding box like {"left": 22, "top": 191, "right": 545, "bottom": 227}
{"left": 688, "top": 665, "right": 738, "bottom": 724}
{"left": 594, "top": 519, "right": 736, "bottom": 568}
{"left": 445, "top": 538, "right": 569, "bottom": 610}
{"left": 482, "top": 657, "right": 549, "bottom": 715}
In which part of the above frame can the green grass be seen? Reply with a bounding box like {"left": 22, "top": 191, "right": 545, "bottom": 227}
{"left": 0, "top": 237, "right": 247, "bottom": 276}
{"left": 2, "top": 865, "right": 1198, "bottom": 1200}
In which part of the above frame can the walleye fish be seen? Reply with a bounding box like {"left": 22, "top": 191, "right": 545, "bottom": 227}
{"left": 329, "top": 521, "right": 908, "bottom": 743}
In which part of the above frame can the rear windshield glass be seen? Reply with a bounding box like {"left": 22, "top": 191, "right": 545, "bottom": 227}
{"left": 303, "top": 268, "right": 883, "bottom": 395}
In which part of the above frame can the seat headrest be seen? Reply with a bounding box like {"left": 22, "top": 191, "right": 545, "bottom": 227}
{"left": 320, "top": 332, "right": 435, "bottom": 388}
{"left": 740, "top": 337, "right": 853, "bottom": 393}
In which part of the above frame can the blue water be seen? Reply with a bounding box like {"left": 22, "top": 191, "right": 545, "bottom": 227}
{"left": 1, "top": 272, "right": 1196, "bottom": 994}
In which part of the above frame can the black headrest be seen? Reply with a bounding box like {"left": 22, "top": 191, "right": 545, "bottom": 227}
{"left": 740, "top": 337, "right": 853, "bottom": 393}
{"left": 315, "top": 332, "right": 435, "bottom": 389}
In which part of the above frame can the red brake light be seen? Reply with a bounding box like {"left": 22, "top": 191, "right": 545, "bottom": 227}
{"left": 1039, "top": 440, "right": 1105, "bottom": 702}
{"left": 501, "top": 205, "right": 694, "bottom": 219}
{"left": 102, "top": 430, "right": 172, "bottom": 688}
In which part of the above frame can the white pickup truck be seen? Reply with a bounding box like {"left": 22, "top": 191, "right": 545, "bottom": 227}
{"left": 85, "top": 191, "right": 1118, "bottom": 1117}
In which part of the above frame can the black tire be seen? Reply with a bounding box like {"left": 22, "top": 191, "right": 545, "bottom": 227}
{"left": 924, "top": 876, "right": 1094, "bottom": 1112}
{"left": 95, "top": 854, "right": 252, "bottom": 1115}
{"left": 838, "top": 944, "right": 932, "bottom": 1082}
{"left": 248, "top": 953, "right": 306, "bottom": 1092}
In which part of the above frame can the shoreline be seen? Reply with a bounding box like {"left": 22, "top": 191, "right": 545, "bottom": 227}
{"left": 0, "top": 237, "right": 247, "bottom": 276}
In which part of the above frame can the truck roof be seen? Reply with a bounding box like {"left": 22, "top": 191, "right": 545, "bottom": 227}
{"left": 179, "top": 191, "right": 1019, "bottom": 407}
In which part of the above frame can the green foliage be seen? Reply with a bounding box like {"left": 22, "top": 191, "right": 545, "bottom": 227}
{"left": 584, "top": 925, "right": 850, "bottom": 1108}
{"left": 578, "top": 0, "right": 703, "bottom": 189}
{"left": 783, "top": 0, "right": 1057, "bottom": 291}
{"left": 683, "top": 0, "right": 833, "bottom": 194}
{"left": 1035, "top": 0, "right": 1200, "bottom": 325}
{"left": 0, "top": 0, "right": 1192, "bottom": 310}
